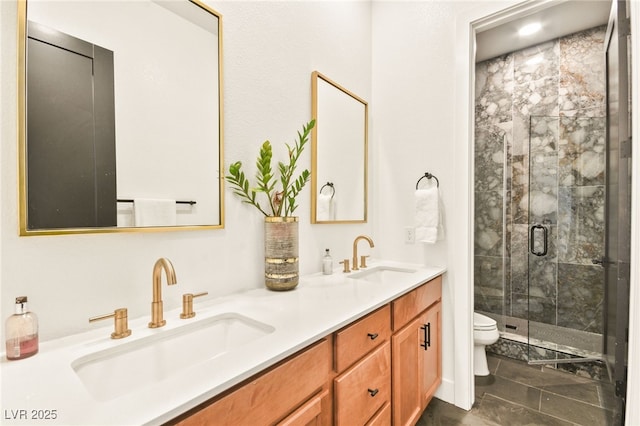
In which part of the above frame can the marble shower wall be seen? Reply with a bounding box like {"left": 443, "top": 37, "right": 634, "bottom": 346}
{"left": 474, "top": 26, "right": 606, "bottom": 335}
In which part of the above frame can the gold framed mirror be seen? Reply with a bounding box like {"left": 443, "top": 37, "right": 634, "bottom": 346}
{"left": 18, "top": 0, "right": 224, "bottom": 235}
{"left": 311, "top": 71, "right": 368, "bottom": 224}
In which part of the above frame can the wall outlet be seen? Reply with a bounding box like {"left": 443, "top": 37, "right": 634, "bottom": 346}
{"left": 404, "top": 227, "right": 415, "bottom": 244}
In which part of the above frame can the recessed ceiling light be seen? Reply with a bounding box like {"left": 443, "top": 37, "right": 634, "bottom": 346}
{"left": 519, "top": 22, "right": 542, "bottom": 36}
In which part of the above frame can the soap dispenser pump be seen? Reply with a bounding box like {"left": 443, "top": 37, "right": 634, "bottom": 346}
{"left": 322, "top": 249, "right": 333, "bottom": 275}
{"left": 5, "top": 296, "right": 39, "bottom": 360}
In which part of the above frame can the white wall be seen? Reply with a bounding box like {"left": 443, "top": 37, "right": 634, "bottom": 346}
{"left": 371, "top": 0, "right": 464, "bottom": 407}
{"left": 0, "top": 0, "right": 373, "bottom": 341}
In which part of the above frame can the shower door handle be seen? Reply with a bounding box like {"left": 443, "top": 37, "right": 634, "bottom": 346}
{"left": 530, "top": 224, "right": 548, "bottom": 256}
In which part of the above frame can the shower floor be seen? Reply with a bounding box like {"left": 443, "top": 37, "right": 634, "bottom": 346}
{"left": 481, "top": 312, "right": 603, "bottom": 359}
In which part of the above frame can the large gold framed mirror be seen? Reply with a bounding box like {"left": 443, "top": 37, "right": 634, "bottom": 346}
{"left": 17, "top": 0, "right": 224, "bottom": 235}
{"left": 311, "top": 71, "right": 368, "bottom": 224}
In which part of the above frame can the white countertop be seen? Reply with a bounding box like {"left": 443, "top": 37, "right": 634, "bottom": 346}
{"left": 0, "top": 260, "right": 445, "bottom": 426}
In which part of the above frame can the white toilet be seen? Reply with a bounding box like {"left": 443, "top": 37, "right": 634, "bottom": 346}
{"left": 473, "top": 312, "right": 500, "bottom": 376}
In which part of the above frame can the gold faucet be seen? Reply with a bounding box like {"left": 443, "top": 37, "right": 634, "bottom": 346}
{"left": 352, "top": 235, "right": 374, "bottom": 271}
{"left": 149, "top": 258, "right": 177, "bottom": 328}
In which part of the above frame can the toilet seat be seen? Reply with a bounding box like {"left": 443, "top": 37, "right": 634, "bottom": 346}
{"left": 473, "top": 312, "right": 499, "bottom": 376}
{"left": 473, "top": 312, "right": 497, "bottom": 330}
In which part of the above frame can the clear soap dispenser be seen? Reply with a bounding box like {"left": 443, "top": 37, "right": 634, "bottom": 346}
{"left": 5, "top": 296, "right": 39, "bottom": 360}
{"left": 322, "top": 249, "right": 333, "bottom": 275}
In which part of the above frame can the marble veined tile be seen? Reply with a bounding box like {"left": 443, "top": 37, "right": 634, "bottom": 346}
{"left": 513, "top": 41, "right": 560, "bottom": 117}
{"left": 475, "top": 255, "right": 507, "bottom": 315}
{"left": 512, "top": 112, "right": 530, "bottom": 156}
{"left": 514, "top": 76, "right": 560, "bottom": 118}
{"left": 476, "top": 54, "right": 514, "bottom": 127}
{"left": 530, "top": 116, "right": 559, "bottom": 153}
{"left": 558, "top": 186, "right": 605, "bottom": 264}
{"left": 475, "top": 125, "right": 508, "bottom": 192}
{"left": 510, "top": 153, "right": 529, "bottom": 224}
{"left": 559, "top": 116, "right": 605, "bottom": 187}
{"left": 529, "top": 152, "right": 559, "bottom": 205}
{"left": 529, "top": 189, "right": 558, "bottom": 225}
{"left": 514, "top": 40, "right": 559, "bottom": 86}
{"left": 512, "top": 293, "right": 557, "bottom": 325}
{"left": 557, "top": 263, "right": 604, "bottom": 333}
{"left": 475, "top": 190, "right": 505, "bottom": 256}
{"left": 559, "top": 26, "right": 606, "bottom": 114}
{"left": 509, "top": 224, "right": 529, "bottom": 294}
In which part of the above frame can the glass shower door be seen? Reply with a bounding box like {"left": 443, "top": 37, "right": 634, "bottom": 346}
{"left": 527, "top": 116, "right": 606, "bottom": 364}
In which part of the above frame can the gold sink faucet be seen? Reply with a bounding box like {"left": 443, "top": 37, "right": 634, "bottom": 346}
{"left": 149, "top": 257, "right": 177, "bottom": 328}
{"left": 352, "top": 235, "right": 374, "bottom": 271}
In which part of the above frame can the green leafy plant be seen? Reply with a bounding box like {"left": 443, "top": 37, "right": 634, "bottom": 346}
{"left": 226, "top": 120, "right": 315, "bottom": 217}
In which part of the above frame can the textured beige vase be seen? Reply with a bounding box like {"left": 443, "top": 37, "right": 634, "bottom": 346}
{"left": 264, "top": 216, "right": 299, "bottom": 291}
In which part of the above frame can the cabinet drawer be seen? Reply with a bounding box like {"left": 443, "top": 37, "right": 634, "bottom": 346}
{"left": 176, "top": 339, "right": 331, "bottom": 426}
{"left": 334, "top": 305, "right": 390, "bottom": 372}
{"left": 366, "top": 402, "right": 390, "bottom": 426}
{"left": 277, "top": 390, "right": 327, "bottom": 426}
{"left": 392, "top": 275, "right": 441, "bottom": 331}
{"left": 334, "top": 341, "right": 391, "bottom": 426}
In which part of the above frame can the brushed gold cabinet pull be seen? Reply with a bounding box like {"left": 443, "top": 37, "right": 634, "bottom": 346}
{"left": 367, "top": 333, "right": 378, "bottom": 340}
{"left": 368, "top": 388, "right": 379, "bottom": 397}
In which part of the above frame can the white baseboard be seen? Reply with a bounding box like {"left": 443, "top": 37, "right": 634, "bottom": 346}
{"left": 433, "top": 377, "right": 457, "bottom": 406}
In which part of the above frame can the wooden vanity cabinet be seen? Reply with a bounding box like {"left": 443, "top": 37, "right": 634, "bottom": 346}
{"left": 333, "top": 305, "right": 392, "bottom": 426}
{"left": 391, "top": 276, "right": 442, "bottom": 426}
{"left": 172, "top": 338, "right": 332, "bottom": 426}
{"left": 169, "top": 275, "right": 443, "bottom": 426}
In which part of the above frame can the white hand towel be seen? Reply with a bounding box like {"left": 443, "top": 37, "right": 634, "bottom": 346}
{"left": 415, "top": 187, "right": 439, "bottom": 244}
{"left": 317, "top": 193, "right": 334, "bottom": 221}
{"left": 134, "top": 198, "right": 177, "bottom": 227}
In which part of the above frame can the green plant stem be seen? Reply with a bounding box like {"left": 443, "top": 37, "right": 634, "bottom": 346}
{"left": 278, "top": 121, "right": 314, "bottom": 216}
{"left": 225, "top": 120, "right": 315, "bottom": 217}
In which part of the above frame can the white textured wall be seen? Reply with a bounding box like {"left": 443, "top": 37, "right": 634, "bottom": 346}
{"left": 0, "top": 0, "right": 373, "bottom": 341}
{"left": 371, "top": 0, "right": 503, "bottom": 410}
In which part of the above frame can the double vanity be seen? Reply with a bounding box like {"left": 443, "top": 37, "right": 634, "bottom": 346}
{"left": 1, "top": 261, "right": 444, "bottom": 425}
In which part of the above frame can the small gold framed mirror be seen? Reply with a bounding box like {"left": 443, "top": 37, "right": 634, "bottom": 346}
{"left": 311, "top": 71, "right": 368, "bottom": 224}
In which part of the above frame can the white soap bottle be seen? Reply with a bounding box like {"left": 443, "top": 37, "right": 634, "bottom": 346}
{"left": 5, "top": 296, "right": 39, "bottom": 360}
{"left": 322, "top": 249, "right": 333, "bottom": 275}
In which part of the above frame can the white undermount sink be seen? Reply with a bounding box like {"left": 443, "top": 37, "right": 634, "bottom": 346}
{"left": 348, "top": 265, "right": 417, "bottom": 282}
{"left": 72, "top": 313, "right": 274, "bottom": 401}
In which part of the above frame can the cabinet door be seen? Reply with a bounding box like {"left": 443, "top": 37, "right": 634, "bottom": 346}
{"left": 391, "top": 316, "right": 423, "bottom": 426}
{"left": 421, "top": 302, "right": 441, "bottom": 407}
{"left": 391, "top": 301, "right": 442, "bottom": 426}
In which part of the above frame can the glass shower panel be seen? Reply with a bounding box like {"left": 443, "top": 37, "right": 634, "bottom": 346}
{"left": 474, "top": 124, "right": 509, "bottom": 331}
{"left": 527, "top": 116, "right": 606, "bottom": 364}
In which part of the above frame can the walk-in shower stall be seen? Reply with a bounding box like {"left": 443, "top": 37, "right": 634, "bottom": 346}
{"left": 474, "top": 25, "right": 609, "bottom": 376}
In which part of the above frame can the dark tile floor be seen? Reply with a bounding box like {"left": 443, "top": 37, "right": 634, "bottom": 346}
{"left": 419, "top": 354, "right": 617, "bottom": 425}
